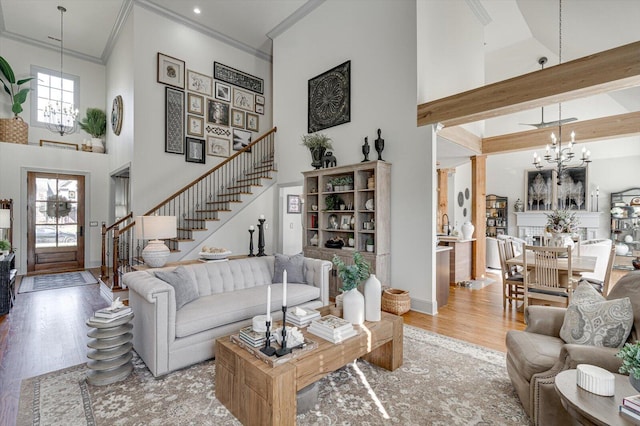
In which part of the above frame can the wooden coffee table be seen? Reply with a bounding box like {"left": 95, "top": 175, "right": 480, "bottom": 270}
{"left": 215, "top": 307, "right": 403, "bottom": 426}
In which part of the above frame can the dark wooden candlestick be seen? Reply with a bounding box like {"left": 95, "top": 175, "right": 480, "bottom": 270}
{"left": 257, "top": 218, "right": 266, "bottom": 257}
{"left": 248, "top": 229, "right": 255, "bottom": 257}
{"left": 275, "top": 306, "right": 291, "bottom": 357}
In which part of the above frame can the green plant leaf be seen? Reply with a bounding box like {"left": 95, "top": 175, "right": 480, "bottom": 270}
{"left": 11, "top": 102, "right": 23, "bottom": 115}
{"left": 0, "top": 56, "right": 16, "bottom": 84}
{"left": 14, "top": 88, "right": 29, "bottom": 104}
{"left": 16, "top": 77, "right": 35, "bottom": 86}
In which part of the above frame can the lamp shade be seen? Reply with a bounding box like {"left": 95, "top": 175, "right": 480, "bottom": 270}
{"left": 141, "top": 215, "right": 177, "bottom": 240}
{"left": 0, "top": 209, "right": 10, "bottom": 229}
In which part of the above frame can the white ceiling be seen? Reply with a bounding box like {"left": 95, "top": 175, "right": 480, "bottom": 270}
{"left": 1, "top": 0, "right": 638, "bottom": 167}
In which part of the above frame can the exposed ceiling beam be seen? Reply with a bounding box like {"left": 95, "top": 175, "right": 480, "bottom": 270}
{"left": 438, "top": 126, "right": 482, "bottom": 153}
{"left": 482, "top": 111, "right": 640, "bottom": 155}
{"left": 417, "top": 41, "right": 640, "bottom": 128}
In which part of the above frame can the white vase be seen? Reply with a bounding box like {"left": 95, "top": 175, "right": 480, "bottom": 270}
{"left": 550, "top": 232, "right": 575, "bottom": 250}
{"left": 342, "top": 288, "right": 365, "bottom": 325}
{"left": 616, "top": 243, "right": 630, "bottom": 256}
{"left": 461, "top": 221, "right": 475, "bottom": 240}
{"left": 364, "top": 274, "right": 381, "bottom": 322}
{"left": 91, "top": 137, "right": 105, "bottom": 153}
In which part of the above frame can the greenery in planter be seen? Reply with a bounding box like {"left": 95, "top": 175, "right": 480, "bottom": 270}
{"left": 0, "top": 56, "right": 35, "bottom": 117}
{"left": 366, "top": 236, "right": 374, "bottom": 246}
{"left": 78, "top": 108, "right": 107, "bottom": 138}
{"left": 332, "top": 251, "right": 370, "bottom": 292}
{"left": 617, "top": 342, "right": 640, "bottom": 379}
{"left": 325, "top": 194, "right": 342, "bottom": 210}
{"left": 301, "top": 132, "right": 333, "bottom": 150}
{"left": 0, "top": 239, "right": 10, "bottom": 251}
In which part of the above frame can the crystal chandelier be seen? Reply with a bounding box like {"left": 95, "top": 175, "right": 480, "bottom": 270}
{"left": 44, "top": 6, "right": 78, "bottom": 136}
{"left": 532, "top": 0, "right": 591, "bottom": 181}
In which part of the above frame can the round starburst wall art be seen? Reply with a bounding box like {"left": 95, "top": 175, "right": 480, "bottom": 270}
{"left": 308, "top": 61, "right": 351, "bottom": 133}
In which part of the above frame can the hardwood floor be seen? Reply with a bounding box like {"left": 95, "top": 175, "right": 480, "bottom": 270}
{"left": 0, "top": 268, "right": 627, "bottom": 424}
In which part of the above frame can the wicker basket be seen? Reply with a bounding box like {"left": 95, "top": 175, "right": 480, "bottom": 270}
{"left": 381, "top": 288, "right": 411, "bottom": 315}
{"left": 0, "top": 116, "right": 28, "bottom": 144}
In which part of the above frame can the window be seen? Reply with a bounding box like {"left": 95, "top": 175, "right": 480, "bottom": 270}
{"left": 30, "top": 65, "right": 79, "bottom": 128}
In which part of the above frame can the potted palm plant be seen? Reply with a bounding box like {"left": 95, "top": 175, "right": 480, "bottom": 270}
{"left": 301, "top": 133, "right": 332, "bottom": 170}
{"left": 78, "top": 108, "right": 107, "bottom": 153}
{"left": 0, "top": 56, "right": 34, "bottom": 144}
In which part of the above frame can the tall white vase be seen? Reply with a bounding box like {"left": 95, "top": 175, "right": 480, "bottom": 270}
{"left": 342, "top": 288, "right": 365, "bottom": 325}
{"left": 364, "top": 274, "right": 381, "bottom": 321}
{"left": 462, "top": 221, "right": 475, "bottom": 240}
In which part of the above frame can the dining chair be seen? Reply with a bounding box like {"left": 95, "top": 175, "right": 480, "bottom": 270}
{"left": 497, "top": 239, "right": 524, "bottom": 309}
{"left": 523, "top": 245, "right": 575, "bottom": 309}
{"left": 581, "top": 244, "right": 616, "bottom": 296}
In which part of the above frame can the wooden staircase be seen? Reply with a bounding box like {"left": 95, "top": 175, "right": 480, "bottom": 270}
{"left": 100, "top": 128, "right": 277, "bottom": 295}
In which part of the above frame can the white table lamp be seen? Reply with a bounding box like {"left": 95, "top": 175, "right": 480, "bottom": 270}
{"left": 140, "top": 215, "right": 177, "bottom": 268}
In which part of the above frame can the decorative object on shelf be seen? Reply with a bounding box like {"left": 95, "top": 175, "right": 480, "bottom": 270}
{"left": 44, "top": 6, "right": 78, "bottom": 136}
{"left": 140, "top": 215, "right": 177, "bottom": 268}
{"left": 257, "top": 216, "right": 266, "bottom": 257}
{"left": 301, "top": 133, "right": 333, "bottom": 170}
{"left": 328, "top": 214, "right": 339, "bottom": 229}
{"left": 461, "top": 221, "right": 475, "bottom": 240}
{"left": 365, "top": 198, "right": 374, "bottom": 211}
{"left": 111, "top": 95, "right": 123, "bottom": 136}
{"left": 374, "top": 128, "right": 385, "bottom": 161}
{"left": 381, "top": 288, "right": 411, "bottom": 316}
{"left": 333, "top": 252, "right": 370, "bottom": 325}
{"left": 248, "top": 226, "right": 255, "bottom": 257}
{"left": 611, "top": 206, "right": 624, "bottom": 218}
{"left": 325, "top": 194, "right": 340, "bottom": 211}
{"left": 78, "top": 108, "right": 106, "bottom": 153}
{"left": 322, "top": 151, "right": 337, "bottom": 168}
{"left": 310, "top": 233, "right": 319, "bottom": 246}
{"left": 364, "top": 274, "right": 381, "bottom": 322}
{"left": 615, "top": 243, "right": 630, "bottom": 257}
{"left": 616, "top": 341, "right": 640, "bottom": 392}
{"left": 532, "top": 1, "right": 591, "bottom": 180}
{"left": 325, "top": 237, "right": 344, "bottom": 249}
{"left": 348, "top": 235, "right": 355, "bottom": 247}
{"left": 514, "top": 198, "right": 524, "bottom": 212}
{"left": 308, "top": 60, "right": 350, "bottom": 133}
{"left": 361, "top": 137, "right": 370, "bottom": 162}
{"left": 366, "top": 236, "right": 374, "bottom": 252}
{"left": 632, "top": 257, "right": 640, "bottom": 270}
{"left": 367, "top": 175, "right": 375, "bottom": 189}
{"left": 0, "top": 55, "right": 34, "bottom": 144}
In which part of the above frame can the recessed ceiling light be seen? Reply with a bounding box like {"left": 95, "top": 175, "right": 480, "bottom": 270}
{"left": 193, "top": 7, "right": 201, "bottom": 14}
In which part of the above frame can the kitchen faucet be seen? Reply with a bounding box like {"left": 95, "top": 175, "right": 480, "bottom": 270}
{"left": 442, "top": 214, "right": 450, "bottom": 235}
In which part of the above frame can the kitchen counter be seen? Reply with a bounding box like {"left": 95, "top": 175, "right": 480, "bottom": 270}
{"left": 438, "top": 239, "right": 474, "bottom": 284}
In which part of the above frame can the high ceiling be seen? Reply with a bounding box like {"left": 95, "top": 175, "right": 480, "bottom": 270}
{"left": 1, "top": 0, "right": 638, "bottom": 166}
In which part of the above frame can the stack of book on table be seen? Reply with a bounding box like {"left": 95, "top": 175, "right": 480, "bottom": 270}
{"left": 92, "top": 305, "right": 132, "bottom": 323}
{"left": 287, "top": 307, "right": 320, "bottom": 327}
{"left": 239, "top": 326, "right": 273, "bottom": 348}
{"left": 620, "top": 394, "right": 640, "bottom": 423}
{"left": 308, "top": 315, "right": 357, "bottom": 343}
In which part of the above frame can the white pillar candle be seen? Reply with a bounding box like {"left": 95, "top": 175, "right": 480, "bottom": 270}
{"left": 266, "top": 285, "right": 271, "bottom": 321}
{"left": 249, "top": 225, "right": 254, "bottom": 231}
{"left": 283, "top": 269, "right": 287, "bottom": 306}
{"left": 259, "top": 214, "right": 265, "bottom": 220}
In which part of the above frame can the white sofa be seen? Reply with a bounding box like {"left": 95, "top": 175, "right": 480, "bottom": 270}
{"left": 124, "top": 255, "right": 332, "bottom": 377}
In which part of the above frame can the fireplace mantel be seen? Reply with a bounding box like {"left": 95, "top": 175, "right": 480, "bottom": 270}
{"left": 515, "top": 211, "right": 602, "bottom": 240}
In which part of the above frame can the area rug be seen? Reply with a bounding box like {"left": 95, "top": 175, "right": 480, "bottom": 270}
{"left": 455, "top": 277, "right": 496, "bottom": 290}
{"left": 17, "top": 326, "right": 528, "bottom": 425}
{"left": 18, "top": 271, "right": 98, "bottom": 294}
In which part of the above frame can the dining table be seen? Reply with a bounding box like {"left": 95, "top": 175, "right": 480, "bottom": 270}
{"left": 506, "top": 252, "right": 597, "bottom": 273}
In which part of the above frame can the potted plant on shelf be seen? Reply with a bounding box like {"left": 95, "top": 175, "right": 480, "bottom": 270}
{"left": 301, "top": 133, "right": 332, "bottom": 170}
{"left": 617, "top": 342, "right": 640, "bottom": 391}
{"left": 333, "top": 252, "right": 370, "bottom": 324}
{"left": 366, "top": 236, "right": 374, "bottom": 252}
{"left": 0, "top": 56, "right": 34, "bottom": 144}
{"left": 0, "top": 239, "right": 10, "bottom": 256}
{"left": 78, "top": 108, "right": 107, "bottom": 153}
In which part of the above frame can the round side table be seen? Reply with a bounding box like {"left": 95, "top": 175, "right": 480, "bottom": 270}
{"left": 86, "top": 312, "right": 134, "bottom": 386}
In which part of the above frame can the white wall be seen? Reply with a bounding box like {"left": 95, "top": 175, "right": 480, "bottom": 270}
{"left": 280, "top": 185, "right": 303, "bottom": 255}
{"left": 273, "top": 0, "right": 436, "bottom": 313}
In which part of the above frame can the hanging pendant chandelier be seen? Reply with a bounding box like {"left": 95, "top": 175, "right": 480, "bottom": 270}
{"left": 43, "top": 5, "right": 78, "bottom": 136}
{"left": 532, "top": 0, "right": 591, "bottom": 182}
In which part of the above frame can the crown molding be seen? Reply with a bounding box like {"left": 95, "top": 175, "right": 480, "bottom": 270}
{"left": 101, "top": 0, "right": 134, "bottom": 63}
{"left": 0, "top": 30, "right": 103, "bottom": 65}
{"left": 267, "top": 0, "right": 326, "bottom": 40}
{"left": 465, "top": 0, "right": 492, "bottom": 26}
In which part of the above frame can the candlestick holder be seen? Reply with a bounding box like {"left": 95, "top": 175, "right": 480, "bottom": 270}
{"left": 260, "top": 320, "right": 276, "bottom": 356}
{"left": 248, "top": 229, "right": 255, "bottom": 257}
{"left": 275, "top": 306, "right": 291, "bottom": 357}
{"left": 257, "top": 218, "right": 266, "bottom": 257}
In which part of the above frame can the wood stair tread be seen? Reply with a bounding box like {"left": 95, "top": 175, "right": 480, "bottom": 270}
{"left": 196, "top": 209, "right": 231, "bottom": 213}
{"left": 177, "top": 227, "right": 208, "bottom": 231}
{"left": 183, "top": 218, "right": 220, "bottom": 221}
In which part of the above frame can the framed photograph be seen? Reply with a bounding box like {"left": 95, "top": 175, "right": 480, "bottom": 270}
{"left": 187, "top": 93, "right": 204, "bottom": 115}
{"left": 524, "top": 169, "right": 554, "bottom": 211}
{"left": 207, "top": 99, "right": 230, "bottom": 126}
{"left": 340, "top": 215, "right": 353, "bottom": 228}
{"left": 185, "top": 137, "right": 205, "bottom": 164}
{"left": 186, "top": 70, "right": 212, "bottom": 96}
{"left": 233, "top": 128, "right": 252, "bottom": 152}
{"left": 165, "top": 87, "right": 184, "bottom": 154}
{"left": 255, "top": 95, "right": 265, "bottom": 105}
{"left": 206, "top": 125, "right": 231, "bottom": 138}
{"left": 308, "top": 60, "right": 350, "bottom": 133}
{"left": 231, "top": 108, "right": 245, "bottom": 129}
{"left": 215, "top": 82, "right": 231, "bottom": 102}
{"left": 287, "top": 195, "right": 301, "bottom": 214}
{"left": 214, "top": 62, "right": 264, "bottom": 94}
{"left": 232, "top": 88, "right": 255, "bottom": 112}
{"left": 187, "top": 115, "right": 204, "bottom": 137}
{"left": 207, "top": 136, "right": 230, "bottom": 157}
{"left": 157, "top": 52, "right": 185, "bottom": 88}
{"left": 255, "top": 104, "right": 264, "bottom": 115}
{"left": 39, "top": 140, "right": 78, "bottom": 150}
{"left": 246, "top": 112, "right": 259, "bottom": 132}
{"left": 557, "top": 167, "right": 588, "bottom": 210}
{"left": 496, "top": 229, "right": 505, "bottom": 236}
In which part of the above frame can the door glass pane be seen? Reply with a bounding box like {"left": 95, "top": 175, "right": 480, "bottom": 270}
{"left": 34, "top": 176, "right": 78, "bottom": 248}
{"left": 58, "top": 224, "right": 77, "bottom": 246}
{"left": 35, "top": 225, "right": 57, "bottom": 248}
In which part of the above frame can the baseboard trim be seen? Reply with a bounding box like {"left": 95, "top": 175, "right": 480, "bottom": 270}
{"left": 410, "top": 297, "right": 437, "bottom": 315}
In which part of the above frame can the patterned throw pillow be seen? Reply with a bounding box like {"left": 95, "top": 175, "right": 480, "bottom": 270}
{"left": 155, "top": 266, "right": 199, "bottom": 310}
{"left": 572, "top": 280, "right": 606, "bottom": 305}
{"left": 273, "top": 253, "right": 306, "bottom": 284}
{"left": 560, "top": 297, "right": 633, "bottom": 348}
